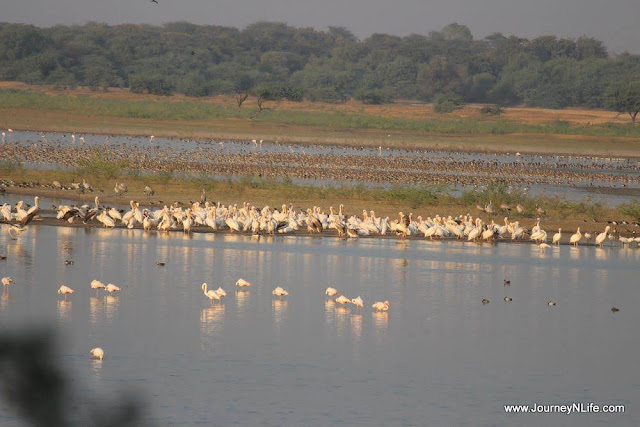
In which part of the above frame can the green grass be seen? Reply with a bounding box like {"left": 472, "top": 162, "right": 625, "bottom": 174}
{"left": 617, "top": 201, "right": 640, "bottom": 221}
{"left": 2, "top": 89, "right": 640, "bottom": 138}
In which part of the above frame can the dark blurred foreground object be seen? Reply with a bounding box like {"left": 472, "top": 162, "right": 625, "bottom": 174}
{"left": 0, "top": 330, "right": 149, "bottom": 427}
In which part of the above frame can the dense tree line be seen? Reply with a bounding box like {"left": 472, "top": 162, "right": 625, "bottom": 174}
{"left": 1, "top": 21, "right": 639, "bottom": 111}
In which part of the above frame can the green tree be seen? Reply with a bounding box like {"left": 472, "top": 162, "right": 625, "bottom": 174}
{"left": 605, "top": 81, "right": 640, "bottom": 122}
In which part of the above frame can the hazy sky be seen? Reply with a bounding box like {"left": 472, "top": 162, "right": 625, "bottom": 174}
{"left": 3, "top": 0, "right": 640, "bottom": 53}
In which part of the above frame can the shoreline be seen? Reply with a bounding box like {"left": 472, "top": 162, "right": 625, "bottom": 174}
{"left": 2, "top": 185, "right": 638, "bottom": 245}
{"left": 0, "top": 216, "right": 630, "bottom": 248}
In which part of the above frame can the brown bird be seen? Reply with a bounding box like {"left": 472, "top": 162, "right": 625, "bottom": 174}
{"left": 611, "top": 307, "right": 620, "bottom": 312}
{"left": 64, "top": 260, "right": 74, "bottom": 265}
{"left": 156, "top": 262, "right": 165, "bottom": 267}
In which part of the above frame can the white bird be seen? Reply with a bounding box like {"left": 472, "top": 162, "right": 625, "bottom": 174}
{"left": 569, "top": 228, "right": 582, "bottom": 246}
{"left": 2, "top": 277, "right": 14, "bottom": 286}
{"left": 351, "top": 296, "right": 364, "bottom": 312}
{"left": 105, "top": 283, "right": 121, "bottom": 293}
{"left": 335, "top": 295, "right": 350, "bottom": 305}
{"left": 552, "top": 228, "right": 562, "bottom": 245}
{"left": 272, "top": 286, "right": 289, "bottom": 298}
{"left": 595, "top": 226, "right": 611, "bottom": 247}
{"left": 90, "top": 347, "right": 105, "bottom": 361}
{"left": 201, "top": 283, "right": 220, "bottom": 305}
{"left": 325, "top": 287, "right": 338, "bottom": 297}
{"left": 372, "top": 300, "right": 389, "bottom": 312}
{"left": 90, "top": 279, "right": 106, "bottom": 291}
{"left": 215, "top": 287, "right": 227, "bottom": 297}
{"left": 236, "top": 278, "right": 252, "bottom": 287}
{"left": 539, "top": 243, "right": 551, "bottom": 252}
{"left": 57, "top": 285, "right": 75, "bottom": 299}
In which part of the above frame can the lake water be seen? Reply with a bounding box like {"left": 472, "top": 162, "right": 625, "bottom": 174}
{"left": 0, "top": 224, "right": 638, "bottom": 426}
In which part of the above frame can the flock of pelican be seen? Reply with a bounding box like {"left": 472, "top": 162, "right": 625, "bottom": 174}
{"left": 2, "top": 195, "right": 640, "bottom": 252}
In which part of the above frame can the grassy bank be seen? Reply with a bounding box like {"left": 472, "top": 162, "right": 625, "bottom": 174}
{"left": 1, "top": 88, "right": 639, "bottom": 139}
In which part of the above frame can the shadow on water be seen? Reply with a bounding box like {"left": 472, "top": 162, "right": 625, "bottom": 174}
{"left": 0, "top": 329, "right": 149, "bottom": 427}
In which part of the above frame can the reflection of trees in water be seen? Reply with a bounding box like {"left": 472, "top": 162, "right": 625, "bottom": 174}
{"left": 0, "top": 329, "right": 147, "bottom": 426}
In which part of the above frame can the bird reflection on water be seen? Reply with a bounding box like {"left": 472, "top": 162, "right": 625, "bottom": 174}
{"left": 56, "top": 300, "right": 72, "bottom": 321}
{"left": 272, "top": 299, "right": 289, "bottom": 328}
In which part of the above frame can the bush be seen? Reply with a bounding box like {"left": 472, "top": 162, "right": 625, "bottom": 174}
{"left": 618, "top": 201, "right": 640, "bottom": 220}
{"left": 480, "top": 104, "right": 504, "bottom": 116}
{"left": 433, "top": 92, "right": 465, "bottom": 114}
{"left": 129, "top": 74, "right": 175, "bottom": 96}
{"left": 354, "top": 88, "right": 393, "bottom": 105}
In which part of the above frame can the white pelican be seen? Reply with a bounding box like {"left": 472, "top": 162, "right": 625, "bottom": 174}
{"left": 595, "top": 226, "right": 611, "bottom": 247}
{"left": 57, "top": 285, "right": 75, "bottom": 299}
{"left": 569, "top": 228, "right": 582, "bottom": 246}
{"left": 372, "top": 300, "right": 389, "bottom": 312}
{"left": 90, "top": 347, "right": 105, "bottom": 361}
{"left": 2, "top": 277, "right": 14, "bottom": 286}
{"left": 105, "top": 283, "right": 121, "bottom": 293}
{"left": 201, "top": 283, "right": 220, "bottom": 305}
{"left": 335, "top": 295, "right": 350, "bottom": 305}
{"left": 467, "top": 219, "right": 482, "bottom": 242}
{"left": 325, "top": 287, "right": 338, "bottom": 297}
{"left": 351, "top": 296, "right": 364, "bottom": 312}
{"left": 236, "top": 278, "right": 252, "bottom": 287}
{"left": 272, "top": 286, "right": 289, "bottom": 298}
{"left": 552, "top": 228, "right": 562, "bottom": 245}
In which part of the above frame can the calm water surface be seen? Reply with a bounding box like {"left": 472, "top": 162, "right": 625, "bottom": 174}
{"left": 0, "top": 224, "right": 638, "bottom": 426}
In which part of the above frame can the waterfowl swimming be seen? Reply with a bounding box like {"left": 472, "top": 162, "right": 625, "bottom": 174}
{"left": 482, "top": 299, "right": 490, "bottom": 304}
{"left": 611, "top": 307, "right": 619, "bottom": 312}
{"left": 548, "top": 301, "right": 556, "bottom": 306}
{"left": 503, "top": 297, "right": 512, "bottom": 302}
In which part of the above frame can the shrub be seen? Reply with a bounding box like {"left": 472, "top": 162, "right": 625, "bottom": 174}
{"left": 480, "top": 104, "right": 504, "bottom": 116}
{"left": 433, "top": 92, "right": 465, "bottom": 114}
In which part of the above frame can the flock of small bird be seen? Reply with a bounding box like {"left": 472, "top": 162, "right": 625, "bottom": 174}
{"left": 3, "top": 129, "right": 640, "bottom": 189}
